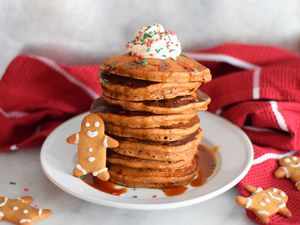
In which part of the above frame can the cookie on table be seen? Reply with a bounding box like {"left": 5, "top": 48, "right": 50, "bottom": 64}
{"left": 67, "top": 113, "right": 119, "bottom": 181}
{"left": 274, "top": 156, "right": 300, "bottom": 191}
{"left": 0, "top": 196, "right": 52, "bottom": 225}
{"left": 236, "top": 185, "right": 291, "bottom": 223}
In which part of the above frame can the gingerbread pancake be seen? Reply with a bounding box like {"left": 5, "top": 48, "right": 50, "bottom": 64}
{"left": 90, "top": 98, "right": 197, "bottom": 128}
{"left": 109, "top": 129, "right": 202, "bottom": 162}
{"left": 107, "top": 151, "right": 193, "bottom": 170}
{"left": 101, "top": 72, "right": 201, "bottom": 101}
{"left": 101, "top": 54, "right": 211, "bottom": 83}
{"left": 102, "top": 90, "right": 211, "bottom": 114}
{"left": 108, "top": 156, "right": 198, "bottom": 188}
{"left": 105, "top": 116, "right": 200, "bottom": 142}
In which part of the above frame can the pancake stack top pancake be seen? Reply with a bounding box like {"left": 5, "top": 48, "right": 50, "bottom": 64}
{"left": 91, "top": 23, "right": 212, "bottom": 188}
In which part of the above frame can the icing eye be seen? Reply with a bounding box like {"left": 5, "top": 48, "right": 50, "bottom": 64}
{"left": 23, "top": 209, "right": 29, "bottom": 214}
{"left": 88, "top": 147, "right": 93, "bottom": 152}
{"left": 292, "top": 156, "right": 298, "bottom": 161}
{"left": 85, "top": 122, "right": 90, "bottom": 127}
{"left": 94, "top": 121, "right": 100, "bottom": 127}
{"left": 284, "top": 158, "right": 291, "bottom": 163}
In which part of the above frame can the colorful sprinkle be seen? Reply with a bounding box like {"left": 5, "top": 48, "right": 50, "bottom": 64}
{"left": 152, "top": 195, "right": 157, "bottom": 198}
{"left": 132, "top": 195, "right": 138, "bottom": 198}
{"left": 9, "top": 181, "right": 16, "bottom": 185}
{"left": 23, "top": 188, "right": 29, "bottom": 192}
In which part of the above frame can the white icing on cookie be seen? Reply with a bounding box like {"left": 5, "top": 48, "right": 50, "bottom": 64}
{"left": 272, "top": 188, "right": 278, "bottom": 193}
{"left": 0, "top": 211, "right": 4, "bottom": 217}
{"left": 20, "top": 219, "right": 32, "bottom": 223}
{"left": 264, "top": 197, "right": 271, "bottom": 203}
{"left": 94, "top": 121, "right": 100, "bottom": 127}
{"left": 0, "top": 198, "right": 8, "bottom": 207}
{"left": 260, "top": 202, "right": 266, "bottom": 207}
{"left": 88, "top": 157, "right": 95, "bottom": 162}
{"left": 87, "top": 130, "right": 98, "bottom": 138}
{"left": 92, "top": 167, "right": 108, "bottom": 176}
{"left": 74, "top": 133, "right": 79, "bottom": 144}
{"left": 38, "top": 209, "right": 43, "bottom": 216}
{"left": 292, "top": 156, "right": 298, "bottom": 161}
{"left": 279, "top": 191, "right": 286, "bottom": 197}
{"left": 284, "top": 158, "right": 291, "bottom": 163}
{"left": 290, "top": 163, "right": 300, "bottom": 168}
{"left": 281, "top": 167, "right": 290, "bottom": 178}
{"left": 13, "top": 206, "right": 18, "bottom": 211}
{"left": 23, "top": 209, "right": 29, "bottom": 214}
{"left": 76, "top": 164, "right": 87, "bottom": 175}
{"left": 17, "top": 198, "right": 24, "bottom": 202}
{"left": 254, "top": 187, "right": 263, "bottom": 193}
{"left": 268, "top": 192, "right": 281, "bottom": 201}
{"left": 245, "top": 198, "right": 252, "bottom": 208}
{"left": 85, "top": 122, "right": 90, "bottom": 127}
{"left": 103, "top": 136, "right": 108, "bottom": 148}
{"left": 278, "top": 203, "right": 286, "bottom": 209}
{"left": 258, "top": 210, "right": 270, "bottom": 215}
{"left": 88, "top": 147, "right": 93, "bottom": 152}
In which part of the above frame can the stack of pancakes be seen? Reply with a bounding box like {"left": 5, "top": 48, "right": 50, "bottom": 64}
{"left": 91, "top": 54, "right": 212, "bottom": 188}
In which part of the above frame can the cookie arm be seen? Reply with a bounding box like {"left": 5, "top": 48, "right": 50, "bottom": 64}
{"left": 279, "top": 207, "right": 292, "bottom": 218}
{"left": 245, "top": 184, "right": 257, "bottom": 193}
{"left": 274, "top": 167, "right": 287, "bottom": 178}
{"left": 236, "top": 196, "right": 247, "bottom": 207}
{"left": 105, "top": 135, "right": 119, "bottom": 148}
{"left": 66, "top": 133, "right": 79, "bottom": 145}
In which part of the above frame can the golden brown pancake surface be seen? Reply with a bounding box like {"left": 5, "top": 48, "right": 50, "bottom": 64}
{"left": 101, "top": 54, "right": 211, "bottom": 83}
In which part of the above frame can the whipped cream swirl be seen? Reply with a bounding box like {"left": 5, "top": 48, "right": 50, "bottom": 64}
{"left": 126, "top": 23, "right": 182, "bottom": 60}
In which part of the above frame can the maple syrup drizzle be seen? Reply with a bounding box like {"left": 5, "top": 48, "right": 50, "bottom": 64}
{"left": 162, "top": 144, "right": 217, "bottom": 196}
{"left": 82, "top": 174, "right": 127, "bottom": 196}
{"left": 82, "top": 145, "right": 217, "bottom": 197}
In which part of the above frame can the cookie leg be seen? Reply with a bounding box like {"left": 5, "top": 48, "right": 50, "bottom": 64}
{"left": 274, "top": 168, "right": 286, "bottom": 178}
{"left": 97, "top": 170, "right": 110, "bottom": 181}
{"left": 73, "top": 167, "right": 86, "bottom": 177}
{"left": 295, "top": 181, "right": 300, "bottom": 191}
{"left": 236, "top": 196, "right": 247, "bottom": 207}
{"left": 40, "top": 209, "right": 53, "bottom": 219}
{"left": 255, "top": 212, "right": 270, "bottom": 224}
{"left": 20, "top": 196, "right": 33, "bottom": 204}
{"left": 279, "top": 207, "right": 292, "bottom": 218}
{"left": 245, "top": 184, "right": 257, "bottom": 193}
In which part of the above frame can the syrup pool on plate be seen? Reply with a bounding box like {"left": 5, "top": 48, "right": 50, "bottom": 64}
{"left": 82, "top": 144, "right": 218, "bottom": 197}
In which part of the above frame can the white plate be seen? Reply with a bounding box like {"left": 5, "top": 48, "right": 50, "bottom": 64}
{"left": 40, "top": 111, "right": 253, "bottom": 210}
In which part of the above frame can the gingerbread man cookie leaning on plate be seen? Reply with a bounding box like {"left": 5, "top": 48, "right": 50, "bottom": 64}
{"left": 236, "top": 185, "right": 291, "bottom": 223}
{"left": 0, "top": 196, "right": 52, "bottom": 225}
{"left": 67, "top": 113, "right": 119, "bottom": 181}
{"left": 274, "top": 156, "right": 300, "bottom": 191}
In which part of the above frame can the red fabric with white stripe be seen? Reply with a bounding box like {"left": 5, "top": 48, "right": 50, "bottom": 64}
{"left": 0, "top": 44, "right": 300, "bottom": 224}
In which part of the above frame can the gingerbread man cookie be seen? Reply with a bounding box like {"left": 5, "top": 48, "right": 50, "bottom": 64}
{"left": 274, "top": 156, "right": 300, "bottom": 191}
{"left": 67, "top": 113, "right": 119, "bottom": 181}
{"left": 236, "top": 185, "right": 291, "bottom": 223}
{"left": 0, "top": 196, "right": 52, "bottom": 225}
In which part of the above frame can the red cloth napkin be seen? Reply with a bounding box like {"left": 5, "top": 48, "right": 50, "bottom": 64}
{"left": 1, "top": 44, "right": 300, "bottom": 224}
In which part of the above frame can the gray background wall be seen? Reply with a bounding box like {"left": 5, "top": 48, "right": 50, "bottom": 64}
{"left": 1, "top": 0, "right": 300, "bottom": 76}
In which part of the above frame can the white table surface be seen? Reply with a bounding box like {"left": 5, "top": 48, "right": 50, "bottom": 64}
{"left": 0, "top": 148, "right": 254, "bottom": 225}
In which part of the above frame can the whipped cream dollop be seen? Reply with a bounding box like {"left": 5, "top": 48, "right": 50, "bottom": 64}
{"left": 126, "top": 23, "right": 182, "bottom": 60}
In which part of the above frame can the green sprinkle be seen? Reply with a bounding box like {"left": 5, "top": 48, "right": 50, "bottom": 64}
{"left": 141, "top": 60, "right": 148, "bottom": 66}
{"left": 9, "top": 181, "right": 16, "bottom": 185}
{"left": 129, "top": 65, "right": 134, "bottom": 69}
{"left": 156, "top": 48, "right": 162, "bottom": 53}
{"left": 101, "top": 78, "right": 108, "bottom": 87}
{"left": 180, "top": 52, "right": 187, "bottom": 57}
{"left": 147, "top": 48, "right": 150, "bottom": 52}
{"left": 144, "top": 33, "right": 152, "bottom": 38}
{"left": 80, "top": 176, "right": 85, "bottom": 179}
{"left": 162, "top": 54, "right": 167, "bottom": 57}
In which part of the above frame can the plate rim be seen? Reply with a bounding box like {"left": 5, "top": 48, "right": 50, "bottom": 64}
{"left": 40, "top": 111, "right": 253, "bottom": 210}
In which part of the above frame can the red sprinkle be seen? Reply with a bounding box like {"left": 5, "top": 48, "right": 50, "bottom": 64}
{"left": 134, "top": 57, "right": 139, "bottom": 62}
{"left": 24, "top": 188, "right": 29, "bottom": 192}
{"left": 104, "top": 66, "right": 110, "bottom": 71}
{"left": 149, "top": 53, "right": 154, "bottom": 56}
{"left": 152, "top": 195, "right": 157, "bottom": 198}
